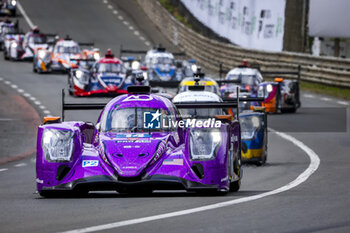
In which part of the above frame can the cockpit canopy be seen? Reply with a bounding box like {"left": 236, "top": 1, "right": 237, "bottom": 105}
{"left": 96, "top": 63, "right": 126, "bottom": 73}
{"left": 55, "top": 45, "right": 80, "bottom": 54}
{"left": 99, "top": 106, "right": 176, "bottom": 132}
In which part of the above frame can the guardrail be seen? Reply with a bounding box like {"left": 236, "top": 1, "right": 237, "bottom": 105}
{"left": 137, "top": 0, "right": 350, "bottom": 88}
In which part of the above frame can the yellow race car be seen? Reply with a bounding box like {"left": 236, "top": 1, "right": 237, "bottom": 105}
{"left": 178, "top": 76, "right": 221, "bottom": 96}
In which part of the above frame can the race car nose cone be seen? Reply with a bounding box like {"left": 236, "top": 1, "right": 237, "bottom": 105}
{"left": 103, "top": 137, "right": 161, "bottom": 177}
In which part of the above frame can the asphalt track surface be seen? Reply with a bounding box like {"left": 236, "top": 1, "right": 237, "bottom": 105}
{"left": 0, "top": 1, "right": 349, "bottom": 233}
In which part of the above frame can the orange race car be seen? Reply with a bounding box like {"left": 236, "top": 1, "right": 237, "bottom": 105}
{"left": 33, "top": 36, "right": 100, "bottom": 73}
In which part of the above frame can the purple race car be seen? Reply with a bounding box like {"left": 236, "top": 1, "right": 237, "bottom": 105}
{"left": 36, "top": 86, "right": 242, "bottom": 196}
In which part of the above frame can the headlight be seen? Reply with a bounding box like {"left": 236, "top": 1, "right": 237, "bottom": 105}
{"left": 38, "top": 50, "right": 46, "bottom": 59}
{"left": 131, "top": 61, "right": 140, "bottom": 70}
{"left": 191, "top": 64, "right": 197, "bottom": 73}
{"left": 190, "top": 129, "right": 221, "bottom": 160}
{"left": 241, "top": 115, "right": 262, "bottom": 140}
{"left": 93, "top": 52, "right": 100, "bottom": 60}
{"left": 266, "top": 84, "right": 273, "bottom": 93}
{"left": 11, "top": 43, "right": 17, "bottom": 48}
{"left": 75, "top": 70, "right": 83, "bottom": 79}
{"left": 42, "top": 128, "right": 74, "bottom": 162}
{"left": 11, "top": 0, "right": 16, "bottom": 6}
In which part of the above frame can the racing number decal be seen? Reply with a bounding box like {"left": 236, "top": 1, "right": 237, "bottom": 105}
{"left": 123, "top": 95, "right": 153, "bottom": 102}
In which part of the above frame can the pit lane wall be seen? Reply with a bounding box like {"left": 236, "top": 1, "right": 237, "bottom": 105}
{"left": 137, "top": 0, "right": 350, "bottom": 88}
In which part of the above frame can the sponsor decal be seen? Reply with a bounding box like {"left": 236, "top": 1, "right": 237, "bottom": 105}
{"left": 36, "top": 178, "right": 44, "bottom": 184}
{"left": 163, "top": 158, "right": 183, "bottom": 166}
{"left": 143, "top": 110, "right": 161, "bottom": 129}
{"left": 143, "top": 111, "right": 222, "bottom": 129}
{"left": 82, "top": 160, "right": 99, "bottom": 167}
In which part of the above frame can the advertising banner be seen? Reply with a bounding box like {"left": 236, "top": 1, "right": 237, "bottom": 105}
{"left": 181, "top": 0, "right": 286, "bottom": 52}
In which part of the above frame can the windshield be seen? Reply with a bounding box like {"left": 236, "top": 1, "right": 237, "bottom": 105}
{"left": 97, "top": 63, "right": 126, "bottom": 73}
{"left": 226, "top": 74, "right": 260, "bottom": 86}
{"left": 55, "top": 45, "right": 80, "bottom": 54}
{"left": 179, "top": 108, "right": 223, "bottom": 118}
{"left": 151, "top": 56, "right": 173, "bottom": 65}
{"left": 100, "top": 107, "right": 175, "bottom": 132}
{"left": 240, "top": 115, "right": 263, "bottom": 139}
{"left": 29, "top": 35, "right": 46, "bottom": 44}
{"left": 2, "top": 26, "right": 16, "bottom": 34}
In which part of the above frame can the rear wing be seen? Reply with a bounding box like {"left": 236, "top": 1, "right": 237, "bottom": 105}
{"left": 61, "top": 89, "right": 106, "bottom": 121}
{"left": 218, "top": 63, "right": 301, "bottom": 82}
{"left": 120, "top": 45, "right": 186, "bottom": 57}
{"left": 78, "top": 42, "right": 95, "bottom": 47}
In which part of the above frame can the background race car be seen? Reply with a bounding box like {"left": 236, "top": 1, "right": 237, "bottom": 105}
{"left": 0, "top": 17, "right": 18, "bottom": 50}
{"left": 258, "top": 77, "right": 301, "bottom": 113}
{"left": 4, "top": 27, "right": 56, "bottom": 61}
{"left": 33, "top": 36, "right": 100, "bottom": 73}
{"left": 120, "top": 45, "right": 196, "bottom": 87}
{"left": 68, "top": 49, "right": 132, "bottom": 96}
{"left": 220, "top": 62, "right": 263, "bottom": 97}
{"left": 0, "top": 0, "right": 16, "bottom": 16}
{"left": 220, "top": 62, "right": 301, "bottom": 113}
{"left": 36, "top": 86, "right": 242, "bottom": 197}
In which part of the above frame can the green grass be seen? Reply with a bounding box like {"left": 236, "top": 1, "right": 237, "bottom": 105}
{"left": 158, "top": 0, "right": 192, "bottom": 29}
{"left": 264, "top": 77, "right": 350, "bottom": 100}
{"left": 300, "top": 81, "right": 350, "bottom": 100}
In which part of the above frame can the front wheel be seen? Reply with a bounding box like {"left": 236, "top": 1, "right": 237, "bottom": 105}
{"left": 229, "top": 179, "right": 241, "bottom": 192}
{"left": 230, "top": 157, "right": 242, "bottom": 192}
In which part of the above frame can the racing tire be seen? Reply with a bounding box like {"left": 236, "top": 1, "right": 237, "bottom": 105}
{"left": 230, "top": 157, "right": 241, "bottom": 192}
{"left": 281, "top": 107, "right": 297, "bottom": 113}
{"left": 229, "top": 179, "right": 241, "bottom": 192}
{"left": 4, "top": 51, "right": 9, "bottom": 60}
{"left": 256, "top": 144, "right": 268, "bottom": 166}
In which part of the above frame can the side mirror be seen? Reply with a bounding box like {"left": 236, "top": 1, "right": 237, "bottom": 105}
{"left": 274, "top": 77, "right": 284, "bottom": 82}
{"left": 43, "top": 116, "right": 61, "bottom": 124}
{"left": 95, "top": 122, "right": 101, "bottom": 131}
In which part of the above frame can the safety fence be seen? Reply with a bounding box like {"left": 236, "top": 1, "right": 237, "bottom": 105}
{"left": 137, "top": 0, "right": 350, "bottom": 87}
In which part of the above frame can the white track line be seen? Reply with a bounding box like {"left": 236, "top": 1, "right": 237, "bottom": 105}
{"left": 1, "top": 78, "right": 52, "bottom": 118}
{"left": 118, "top": 15, "right": 123, "bottom": 20}
{"left": 0, "top": 118, "right": 13, "bottom": 121}
{"left": 113, "top": 10, "right": 118, "bottom": 15}
{"left": 107, "top": 4, "right": 113, "bottom": 9}
{"left": 14, "top": 163, "right": 27, "bottom": 167}
{"left": 337, "top": 101, "right": 349, "bottom": 106}
{"left": 303, "top": 94, "right": 314, "bottom": 98}
{"left": 59, "top": 129, "right": 320, "bottom": 233}
{"left": 17, "top": 1, "right": 35, "bottom": 29}
{"left": 321, "top": 97, "right": 331, "bottom": 102}
{"left": 0, "top": 168, "right": 8, "bottom": 172}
